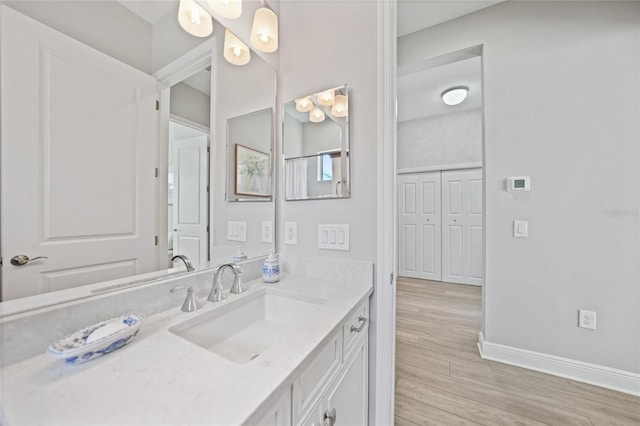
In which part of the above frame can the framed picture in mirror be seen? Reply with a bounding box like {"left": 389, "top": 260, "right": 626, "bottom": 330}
{"left": 235, "top": 144, "right": 270, "bottom": 197}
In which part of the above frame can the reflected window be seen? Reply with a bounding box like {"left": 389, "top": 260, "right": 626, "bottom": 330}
{"left": 317, "top": 149, "right": 339, "bottom": 182}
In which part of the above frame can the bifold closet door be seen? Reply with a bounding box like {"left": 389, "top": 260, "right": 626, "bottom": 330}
{"left": 398, "top": 172, "right": 442, "bottom": 281}
{"left": 442, "top": 169, "right": 484, "bottom": 285}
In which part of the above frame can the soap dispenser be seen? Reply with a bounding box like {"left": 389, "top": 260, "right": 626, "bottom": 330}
{"left": 262, "top": 250, "right": 280, "bottom": 283}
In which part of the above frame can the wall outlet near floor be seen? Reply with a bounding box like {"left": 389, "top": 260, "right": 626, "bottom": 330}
{"left": 578, "top": 309, "right": 596, "bottom": 330}
{"left": 284, "top": 221, "right": 298, "bottom": 245}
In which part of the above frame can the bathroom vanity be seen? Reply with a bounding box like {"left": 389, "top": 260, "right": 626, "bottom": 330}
{"left": 0, "top": 268, "right": 372, "bottom": 425}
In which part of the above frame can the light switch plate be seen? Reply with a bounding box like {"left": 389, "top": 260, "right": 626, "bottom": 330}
{"left": 318, "top": 224, "right": 350, "bottom": 251}
{"left": 261, "top": 221, "right": 273, "bottom": 243}
{"left": 513, "top": 220, "right": 528, "bottom": 238}
{"left": 227, "top": 221, "right": 247, "bottom": 242}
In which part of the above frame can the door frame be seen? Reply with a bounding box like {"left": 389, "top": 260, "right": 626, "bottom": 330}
{"left": 153, "top": 39, "right": 216, "bottom": 268}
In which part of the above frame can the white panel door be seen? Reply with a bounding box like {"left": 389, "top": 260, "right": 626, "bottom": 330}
{"left": 398, "top": 172, "right": 441, "bottom": 280}
{"left": 442, "top": 169, "right": 484, "bottom": 285}
{"left": 0, "top": 7, "right": 158, "bottom": 300}
{"left": 172, "top": 136, "right": 209, "bottom": 268}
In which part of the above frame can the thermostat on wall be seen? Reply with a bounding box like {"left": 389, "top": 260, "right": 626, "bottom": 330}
{"left": 507, "top": 176, "right": 531, "bottom": 192}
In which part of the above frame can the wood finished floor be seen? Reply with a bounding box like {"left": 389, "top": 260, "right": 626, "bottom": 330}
{"left": 394, "top": 277, "right": 640, "bottom": 426}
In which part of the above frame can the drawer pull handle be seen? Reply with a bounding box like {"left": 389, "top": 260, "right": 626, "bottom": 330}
{"left": 350, "top": 316, "right": 368, "bottom": 333}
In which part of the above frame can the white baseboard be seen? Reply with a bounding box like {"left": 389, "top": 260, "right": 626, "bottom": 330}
{"left": 478, "top": 332, "right": 640, "bottom": 396}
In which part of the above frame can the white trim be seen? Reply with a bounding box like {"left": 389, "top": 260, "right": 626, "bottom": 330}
{"left": 478, "top": 332, "right": 640, "bottom": 396}
{"left": 398, "top": 163, "right": 482, "bottom": 175}
{"left": 373, "top": 1, "right": 397, "bottom": 425}
{"left": 153, "top": 40, "right": 214, "bottom": 86}
{"left": 170, "top": 114, "right": 211, "bottom": 134}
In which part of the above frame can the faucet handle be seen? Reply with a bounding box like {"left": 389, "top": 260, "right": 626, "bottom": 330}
{"left": 170, "top": 286, "right": 201, "bottom": 312}
{"left": 229, "top": 275, "right": 244, "bottom": 295}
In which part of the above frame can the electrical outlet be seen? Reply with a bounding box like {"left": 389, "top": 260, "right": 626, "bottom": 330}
{"left": 261, "top": 221, "right": 273, "bottom": 243}
{"left": 578, "top": 309, "right": 596, "bottom": 330}
{"left": 285, "top": 221, "right": 298, "bottom": 245}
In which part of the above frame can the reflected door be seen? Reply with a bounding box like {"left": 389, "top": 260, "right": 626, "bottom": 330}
{"left": 0, "top": 7, "right": 158, "bottom": 300}
{"left": 172, "top": 135, "right": 209, "bottom": 267}
{"left": 398, "top": 172, "right": 442, "bottom": 280}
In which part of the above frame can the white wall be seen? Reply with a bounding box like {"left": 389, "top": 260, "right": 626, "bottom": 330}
{"left": 170, "top": 82, "right": 211, "bottom": 127}
{"left": 279, "top": 0, "right": 378, "bottom": 262}
{"left": 399, "top": 1, "right": 640, "bottom": 374}
{"left": 398, "top": 109, "right": 482, "bottom": 170}
{"left": 2, "top": 0, "right": 152, "bottom": 73}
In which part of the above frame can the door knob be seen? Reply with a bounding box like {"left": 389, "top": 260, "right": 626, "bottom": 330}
{"left": 10, "top": 255, "right": 48, "bottom": 266}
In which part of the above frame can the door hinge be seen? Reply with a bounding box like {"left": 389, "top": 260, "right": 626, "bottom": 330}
{"left": 155, "top": 100, "right": 160, "bottom": 110}
{"left": 154, "top": 167, "right": 159, "bottom": 178}
{"left": 390, "top": 272, "right": 394, "bottom": 285}
{"left": 206, "top": 185, "right": 209, "bottom": 193}
{"left": 155, "top": 235, "right": 159, "bottom": 246}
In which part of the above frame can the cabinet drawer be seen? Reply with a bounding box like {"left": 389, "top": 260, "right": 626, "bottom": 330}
{"left": 343, "top": 300, "right": 369, "bottom": 358}
{"left": 292, "top": 329, "right": 343, "bottom": 424}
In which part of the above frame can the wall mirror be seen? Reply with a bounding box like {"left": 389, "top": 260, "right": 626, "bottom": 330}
{"left": 0, "top": 3, "right": 276, "bottom": 306}
{"left": 283, "top": 85, "right": 350, "bottom": 200}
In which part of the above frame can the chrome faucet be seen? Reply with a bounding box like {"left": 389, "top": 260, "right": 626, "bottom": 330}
{"left": 170, "top": 286, "right": 201, "bottom": 312}
{"left": 172, "top": 254, "right": 195, "bottom": 272}
{"left": 207, "top": 263, "right": 244, "bottom": 302}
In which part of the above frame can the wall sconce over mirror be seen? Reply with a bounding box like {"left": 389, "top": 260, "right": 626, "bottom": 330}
{"left": 283, "top": 85, "right": 350, "bottom": 201}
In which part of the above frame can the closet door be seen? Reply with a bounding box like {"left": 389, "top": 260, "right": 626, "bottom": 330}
{"left": 398, "top": 172, "right": 441, "bottom": 281}
{"left": 442, "top": 169, "right": 484, "bottom": 285}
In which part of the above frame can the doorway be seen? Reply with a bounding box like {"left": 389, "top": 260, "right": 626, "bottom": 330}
{"left": 396, "top": 50, "right": 484, "bottom": 287}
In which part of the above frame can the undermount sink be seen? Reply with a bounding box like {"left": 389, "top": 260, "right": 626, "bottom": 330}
{"left": 169, "top": 289, "right": 325, "bottom": 364}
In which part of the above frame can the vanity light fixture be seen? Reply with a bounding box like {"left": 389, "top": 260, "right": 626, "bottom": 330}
{"left": 251, "top": 7, "right": 278, "bottom": 53}
{"left": 223, "top": 29, "right": 251, "bottom": 66}
{"left": 316, "top": 89, "right": 335, "bottom": 106}
{"left": 178, "top": 0, "right": 213, "bottom": 38}
{"left": 309, "top": 107, "right": 325, "bottom": 123}
{"left": 331, "top": 94, "right": 348, "bottom": 117}
{"left": 441, "top": 86, "right": 469, "bottom": 106}
{"left": 207, "top": 0, "right": 242, "bottom": 20}
{"left": 295, "top": 97, "right": 313, "bottom": 112}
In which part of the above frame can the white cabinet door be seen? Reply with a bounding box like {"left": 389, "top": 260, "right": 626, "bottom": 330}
{"left": 172, "top": 135, "right": 209, "bottom": 268}
{"left": 325, "top": 337, "right": 368, "bottom": 426}
{"left": 253, "top": 390, "right": 292, "bottom": 426}
{"left": 398, "top": 172, "right": 442, "bottom": 280}
{"left": 0, "top": 7, "right": 158, "bottom": 300}
{"left": 442, "top": 169, "right": 484, "bottom": 285}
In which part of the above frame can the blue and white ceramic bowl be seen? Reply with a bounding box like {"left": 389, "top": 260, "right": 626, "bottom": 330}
{"left": 47, "top": 313, "right": 144, "bottom": 364}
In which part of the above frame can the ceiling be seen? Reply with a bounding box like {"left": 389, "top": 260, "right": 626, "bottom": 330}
{"left": 117, "top": 0, "right": 177, "bottom": 25}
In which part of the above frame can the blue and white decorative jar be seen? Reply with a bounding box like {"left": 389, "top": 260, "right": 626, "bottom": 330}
{"left": 263, "top": 251, "right": 280, "bottom": 283}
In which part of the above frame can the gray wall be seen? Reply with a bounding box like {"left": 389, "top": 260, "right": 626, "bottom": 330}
{"left": 2, "top": 0, "right": 152, "bottom": 73}
{"left": 398, "top": 109, "right": 482, "bottom": 170}
{"left": 170, "top": 82, "right": 211, "bottom": 128}
{"left": 399, "top": 1, "right": 640, "bottom": 373}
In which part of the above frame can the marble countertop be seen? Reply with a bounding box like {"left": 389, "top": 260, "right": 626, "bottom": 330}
{"left": 0, "top": 275, "right": 372, "bottom": 426}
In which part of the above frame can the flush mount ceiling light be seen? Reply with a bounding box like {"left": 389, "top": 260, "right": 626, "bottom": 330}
{"left": 223, "top": 29, "right": 250, "bottom": 66}
{"left": 250, "top": 7, "right": 278, "bottom": 53}
{"left": 316, "top": 89, "right": 335, "bottom": 107}
{"left": 178, "top": 0, "right": 213, "bottom": 38}
{"left": 441, "top": 86, "right": 469, "bottom": 106}
{"left": 295, "top": 97, "right": 313, "bottom": 112}
{"left": 331, "top": 94, "right": 348, "bottom": 117}
{"left": 309, "top": 107, "right": 325, "bottom": 123}
{"left": 207, "top": 0, "right": 242, "bottom": 20}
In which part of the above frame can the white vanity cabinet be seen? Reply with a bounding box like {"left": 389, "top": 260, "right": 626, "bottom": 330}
{"left": 294, "top": 299, "right": 369, "bottom": 426}
{"left": 253, "top": 388, "right": 292, "bottom": 426}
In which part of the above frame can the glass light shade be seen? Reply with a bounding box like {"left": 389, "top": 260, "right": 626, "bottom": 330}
{"left": 295, "top": 97, "right": 313, "bottom": 112}
{"left": 207, "top": 0, "right": 242, "bottom": 19}
{"left": 223, "top": 29, "right": 250, "bottom": 66}
{"left": 250, "top": 7, "right": 278, "bottom": 53}
{"left": 331, "top": 95, "right": 348, "bottom": 117}
{"left": 441, "top": 87, "right": 469, "bottom": 106}
{"left": 309, "top": 107, "right": 325, "bottom": 123}
{"left": 178, "top": 0, "right": 213, "bottom": 38}
{"left": 316, "top": 89, "right": 335, "bottom": 106}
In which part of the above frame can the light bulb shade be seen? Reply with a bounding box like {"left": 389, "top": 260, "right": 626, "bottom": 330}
{"left": 223, "top": 29, "right": 250, "bottom": 66}
{"left": 250, "top": 7, "right": 278, "bottom": 53}
{"left": 316, "top": 89, "right": 335, "bottom": 106}
{"left": 178, "top": 0, "right": 213, "bottom": 37}
{"left": 331, "top": 94, "right": 348, "bottom": 117}
{"left": 295, "top": 97, "right": 313, "bottom": 112}
{"left": 441, "top": 86, "right": 468, "bottom": 106}
{"left": 207, "top": 0, "right": 242, "bottom": 20}
{"left": 309, "top": 107, "right": 325, "bottom": 123}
